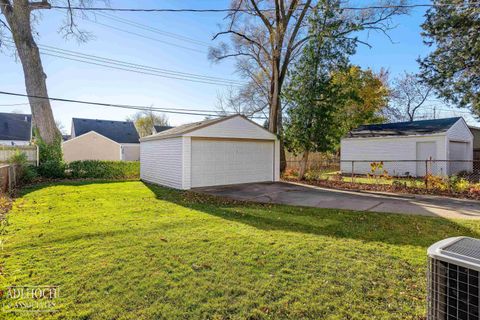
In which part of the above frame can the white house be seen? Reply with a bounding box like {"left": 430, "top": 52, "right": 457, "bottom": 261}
{"left": 0, "top": 112, "right": 32, "bottom": 146}
{"left": 63, "top": 118, "right": 140, "bottom": 162}
{"left": 340, "top": 117, "right": 473, "bottom": 177}
{"left": 140, "top": 115, "right": 280, "bottom": 189}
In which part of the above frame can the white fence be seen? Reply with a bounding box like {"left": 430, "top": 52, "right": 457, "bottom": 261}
{"left": 0, "top": 145, "right": 38, "bottom": 166}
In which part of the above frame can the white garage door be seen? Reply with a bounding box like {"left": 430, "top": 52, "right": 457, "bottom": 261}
{"left": 191, "top": 139, "right": 274, "bottom": 188}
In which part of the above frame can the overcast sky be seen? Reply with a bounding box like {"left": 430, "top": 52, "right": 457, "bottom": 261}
{"left": 1, "top": 0, "right": 478, "bottom": 134}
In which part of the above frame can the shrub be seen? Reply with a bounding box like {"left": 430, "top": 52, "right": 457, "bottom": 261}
{"left": 283, "top": 168, "right": 299, "bottom": 179}
{"left": 8, "top": 151, "right": 38, "bottom": 184}
{"left": 67, "top": 161, "right": 139, "bottom": 180}
{"left": 425, "top": 174, "right": 449, "bottom": 191}
{"left": 38, "top": 160, "right": 66, "bottom": 179}
{"left": 469, "top": 183, "right": 480, "bottom": 196}
{"left": 449, "top": 175, "right": 470, "bottom": 193}
{"left": 35, "top": 131, "right": 65, "bottom": 179}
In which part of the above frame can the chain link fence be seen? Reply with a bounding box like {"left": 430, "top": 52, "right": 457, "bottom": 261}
{"left": 283, "top": 159, "right": 480, "bottom": 193}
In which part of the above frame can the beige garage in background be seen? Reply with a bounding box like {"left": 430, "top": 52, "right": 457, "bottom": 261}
{"left": 63, "top": 118, "right": 140, "bottom": 162}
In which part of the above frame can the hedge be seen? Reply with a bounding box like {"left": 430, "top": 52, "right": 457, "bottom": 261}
{"left": 67, "top": 160, "right": 140, "bottom": 180}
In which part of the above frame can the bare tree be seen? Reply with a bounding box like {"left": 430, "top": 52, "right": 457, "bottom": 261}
{"left": 216, "top": 85, "right": 269, "bottom": 119}
{"left": 0, "top": 0, "right": 95, "bottom": 147}
{"left": 209, "top": 0, "right": 408, "bottom": 135}
{"left": 390, "top": 72, "right": 433, "bottom": 121}
{"left": 127, "top": 110, "right": 169, "bottom": 137}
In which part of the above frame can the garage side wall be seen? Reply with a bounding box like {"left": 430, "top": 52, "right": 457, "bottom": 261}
{"left": 140, "top": 137, "right": 184, "bottom": 189}
{"left": 446, "top": 119, "right": 473, "bottom": 174}
{"left": 121, "top": 144, "right": 140, "bottom": 161}
{"left": 340, "top": 135, "right": 447, "bottom": 176}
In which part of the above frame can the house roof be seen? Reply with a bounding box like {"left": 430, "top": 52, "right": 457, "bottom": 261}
{"left": 154, "top": 125, "right": 174, "bottom": 133}
{"left": 72, "top": 118, "right": 140, "bottom": 143}
{"left": 0, "top": 112, "right": 32, "bottom": 141}
{"left": 347, "top": 117, "right": 463, "bottom": 138}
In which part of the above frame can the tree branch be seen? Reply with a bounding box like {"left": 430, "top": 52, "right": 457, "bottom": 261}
{"left": 29, "top": 0, "right": 51, "bottom": 10}
{"left": 249, "top": 0, "right": 272, "bottom": 30}
{"left": 0, "top": 0, "right": 12, "bottom": 15}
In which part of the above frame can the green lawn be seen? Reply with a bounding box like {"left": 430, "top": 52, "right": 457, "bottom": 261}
{"left": 1, "top": 181, "right": 480, "bottom": 319}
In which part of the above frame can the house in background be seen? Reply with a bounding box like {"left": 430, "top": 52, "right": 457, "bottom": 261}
{"left": 63, "top": 118, "right": 140, "bottom": 162}
{"left": 140, "top": 115, "right": 280, "bottom": 190}
{"left": 152, "top": 125, "right": 173, "bottom": 135}
{"left": 469, "top": 126, "right": 480, "bottom": 161}
{"left": 340, "top": 117, "right": 473, "bottom": 177}
{"left": 0, "top": 112, "right": 32, "bottom": 146}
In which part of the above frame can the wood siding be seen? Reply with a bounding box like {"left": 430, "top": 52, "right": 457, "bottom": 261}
{"left": 140, "top": 137, "right": 184, "bottom": 189}
{"left": 340, "top": 135, "right": 447, "bottom": 176}
{"left": 185, "top": 116, "right": 275, "bottom": 140}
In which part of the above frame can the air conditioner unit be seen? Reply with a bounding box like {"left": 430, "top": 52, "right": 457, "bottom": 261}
{"left": 428, "top": 237, "right": 480, "bottom": 320}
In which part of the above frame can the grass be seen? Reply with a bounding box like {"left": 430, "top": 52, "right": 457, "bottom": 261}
{"left": 2, "top": 181, "right": 480, "bottom": 319}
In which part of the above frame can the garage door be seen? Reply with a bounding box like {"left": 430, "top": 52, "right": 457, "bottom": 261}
{"left": 191, "top": 139, "right": 274, "bottom": 188}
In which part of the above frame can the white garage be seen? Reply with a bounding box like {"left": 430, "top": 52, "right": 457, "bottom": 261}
{"left": 140, "top": 115, "right": 280, "bottom": 189}
{"left": 340, "top": 117, "right": 474, "bottom": 177}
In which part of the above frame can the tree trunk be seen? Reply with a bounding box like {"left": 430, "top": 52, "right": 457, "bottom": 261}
{"left": 2, "top": 1, "right": 59, "bottom": 145}
{"left": 298, "top": 150, "right": 309, "bottom": 180}
{"left": 277, "top": 110, "right": 287, "bottom": 173}
{"left": 268, "top": 58, "right": 281, "bottom": 134}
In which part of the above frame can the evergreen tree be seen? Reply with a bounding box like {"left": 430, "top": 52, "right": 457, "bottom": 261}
{"left": 419, "top": 0, "right": 480, "bottom": 114}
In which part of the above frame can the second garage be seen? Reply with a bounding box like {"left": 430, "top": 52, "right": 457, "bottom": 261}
{"left": 140, "top": 115, "right": 280, "bottom": 190}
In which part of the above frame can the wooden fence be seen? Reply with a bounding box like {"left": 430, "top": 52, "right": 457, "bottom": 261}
{"left": 0, "top": 145, "right": 38, "bottom": 166}
{"left": 284, "top": 152, "right": 340, "bottom": 171}
{"left": 0, "top": 164, "right": 20, "bottom": 194}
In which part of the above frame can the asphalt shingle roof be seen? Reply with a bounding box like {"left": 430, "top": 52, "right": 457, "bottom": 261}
{"left": 72, "top": 118, "right": 140, "bottom": 143}
{"left": 347, "top": 117, "right": 463, "bottom": 138}
{"left": 0, "top": 112, "right": 32, "bottom": 141}
{"left": 154, "top": 125, "right": 174, "bottom": 133}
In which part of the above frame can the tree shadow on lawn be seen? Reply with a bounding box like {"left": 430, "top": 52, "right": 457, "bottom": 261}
{"left": 143, "top": 182, "right": 480, "bottom": 248}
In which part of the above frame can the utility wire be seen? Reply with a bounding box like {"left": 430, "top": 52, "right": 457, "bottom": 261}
{"left": 40, "top": 51, "right": 243, "bottom": 86}
{"left": 0, "top": 102, "right": 31, "bottom": 107}
{"left": 84, "top": 17, "right": 208, "bottom": 54}
{"left": 95, "top": 12, "right": 210, "bottom": 47}
{"left": 48, "top": 3, "right": 480, "bottom": 13}
{"left": 0, "top": 91, "right": 267, "bottom": 119}
{"left": 2, "top": 39, "right": 244, "bottom": 86}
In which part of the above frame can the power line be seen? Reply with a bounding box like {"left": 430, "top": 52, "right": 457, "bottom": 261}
{"left": 2, "top": 39, "right": 244, "bottom": 86}
{"left": 84, "top": 17, "right": 208, "bottom": 54}
{"left": 48, "top": 3, "right": 480, "bottom": 13}
{"left": 0, "top": 91, "right": 267, "bottom": 119}
{"left": 95, "top": 12, "right": 210, "bottom": 47}
{"left": 0, "top": 102, "right": 30, "bottom": 107}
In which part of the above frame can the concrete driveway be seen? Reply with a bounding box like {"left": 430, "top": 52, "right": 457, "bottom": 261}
{"left": 194, "top": 182, "right": 480, "bottom": 219}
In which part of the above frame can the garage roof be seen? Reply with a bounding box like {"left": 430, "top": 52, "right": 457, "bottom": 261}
{"left": 141, "top": 115, "right": 275, "bottom": 141}
{"left": 72, "top": 118, "right": 140, "bottom": 143}
{"left": 347, "top": 117, "right": 462, "bottom": 138}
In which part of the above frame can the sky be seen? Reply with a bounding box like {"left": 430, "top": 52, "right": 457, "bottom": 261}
{"left": 1, "top": 0, "right": 478, "bottom": 134}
